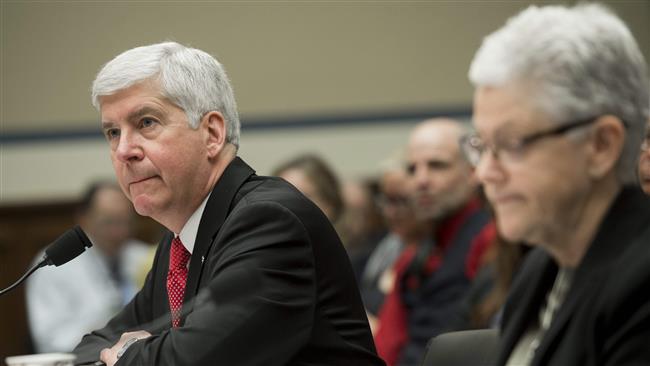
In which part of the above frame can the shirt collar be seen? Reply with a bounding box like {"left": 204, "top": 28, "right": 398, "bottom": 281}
{"left": 176, "top": 192, "right": 211, "bottom": 255}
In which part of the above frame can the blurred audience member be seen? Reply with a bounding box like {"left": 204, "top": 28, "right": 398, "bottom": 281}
{"left": 451, "top": 233, "right": 529, "bottom": 330}
{"left": 466, "top": 3, "right": 649, "bottom": 365}
{"left": 361, "top": 156, "right": 430, "bottom": 334}
{"left": 273, "top": 154, "right": 386, "bottom": 280}
{"left": 375, "top": 118, "right": 495, "bottom": 366}
{"left": 272, "top": 153, "right": 344, "bottom": 224}
{"left": 26, "top": 181, "right": 151, "bottom": 353}
{"left": 340, "top": 178, "right": 387, "bottom": 280}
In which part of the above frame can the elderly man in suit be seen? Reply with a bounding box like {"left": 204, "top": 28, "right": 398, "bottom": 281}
{"left": 73, "top": 42, "right": 383, "bottom": 366}
{"left": 462, "top": 3, "right": 650, "bottom": 365}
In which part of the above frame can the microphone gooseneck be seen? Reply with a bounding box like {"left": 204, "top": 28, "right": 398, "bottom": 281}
{"left": 0, "top": 261, "right": 47, "bottom": 296}
{"left": 0, "top": 225, "right": 93, "bottom": 297}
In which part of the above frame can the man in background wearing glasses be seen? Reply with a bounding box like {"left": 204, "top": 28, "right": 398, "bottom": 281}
{"left": 464, "top": 3, "right": 650, "bottom": 365}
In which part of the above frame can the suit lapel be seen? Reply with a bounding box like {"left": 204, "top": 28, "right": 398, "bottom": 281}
{"left": 154, "top": 232, "right": 174, "bottom": 315}
{"left": 531, "top": 187, "right": 650, "bottom": 365}
{"left": 497, "top": 251, "right": 557, "bottom": 365}
{"left": 530, "top": 268, "right": 602, "bottom": 365}
{"left": 531, "top": 236, "right": 622, "bottom": 366}
{"left": 181, "top": 157, "right": 255, "bottom": 313}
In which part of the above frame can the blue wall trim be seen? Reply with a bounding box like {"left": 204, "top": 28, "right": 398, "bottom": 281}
{"left": 0, "top": 106, "right": 472, "bottom": 145}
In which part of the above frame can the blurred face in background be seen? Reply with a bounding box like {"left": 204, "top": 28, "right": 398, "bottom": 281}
{"left": 81, "top": 187, "right": 134, "bottom": 257}
{"left": 406, "top": 120, "right": 478, "bottom": 221}
{"left": 378, "top": 170, "right": 427, "bottom": 240}
{"left": 339, "top": 180, "right": 386, "bottom": 246}
{"left": 279, "top": 168, "right": 336, "bottom": 221}
{"left": 637, "top": 121, "right": 650, "bottom": 195}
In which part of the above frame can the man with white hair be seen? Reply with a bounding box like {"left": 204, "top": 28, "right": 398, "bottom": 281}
{"left": 463, "top": 3, "right": 650, "bottom": 365}
{"left": 72, "top": 42, "right": 383, "bottom": 366}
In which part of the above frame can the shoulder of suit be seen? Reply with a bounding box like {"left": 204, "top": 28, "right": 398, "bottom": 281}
{"left": 602, "top": 230, "right": 650, "bottom": 295}
{"left": 236, "top": 175, "right": 307, "bottom": 206}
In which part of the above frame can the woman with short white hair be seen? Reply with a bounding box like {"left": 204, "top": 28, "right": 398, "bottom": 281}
{"left": 461, "top": 3, "right": 650, "bottom": 365}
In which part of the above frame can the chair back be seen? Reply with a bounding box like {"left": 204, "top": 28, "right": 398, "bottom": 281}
{"left": 420, "top": 329, "right": 499, "bottom": 366}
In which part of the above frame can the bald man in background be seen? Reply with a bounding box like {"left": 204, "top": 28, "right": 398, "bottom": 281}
{"left": 375, "top": 118, "right": 495, "bottom": 366}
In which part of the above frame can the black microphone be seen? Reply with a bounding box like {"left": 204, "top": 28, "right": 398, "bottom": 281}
{"left": 0, "top": 225, "right": 93, "bottom": 296}
{"left": 43, "top": 225, "right": 93, "bottom": 266}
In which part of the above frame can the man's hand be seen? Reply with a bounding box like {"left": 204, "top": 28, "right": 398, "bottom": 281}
{"left": 100, "top": 330, "right": 151, "bottom": 366}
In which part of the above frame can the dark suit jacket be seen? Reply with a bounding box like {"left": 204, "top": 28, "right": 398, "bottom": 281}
{"left": 496, "top": 186, "right": 650, "bottom": 366}
{"left": 74, "top": 157, "right": 383, "bottom": 365}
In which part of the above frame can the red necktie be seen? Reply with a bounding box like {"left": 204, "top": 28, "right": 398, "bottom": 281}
{"left": 167, "top": 237, "right": 191, "bottom": 327}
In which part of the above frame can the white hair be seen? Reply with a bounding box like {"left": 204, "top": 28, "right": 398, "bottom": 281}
{"left": 469, "top": 3, "right": 649, "bottom": 184}
{"left": 92, "top": 42, "right": 241, "bottom": 148}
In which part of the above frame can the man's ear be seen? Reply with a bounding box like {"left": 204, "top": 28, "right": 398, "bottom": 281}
{"left": 587, "top": 115, "right": 625, "bottom": 179}
{"left": 201, "top": 111, "right": 227, "bottom": 159}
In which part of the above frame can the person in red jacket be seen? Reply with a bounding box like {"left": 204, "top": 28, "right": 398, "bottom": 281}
{"left": 375, "top": 118, "right": 495, "bottom": 366}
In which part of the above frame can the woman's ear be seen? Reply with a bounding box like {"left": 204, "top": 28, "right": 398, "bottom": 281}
{"left": 587, "top": 115, "right": 625, "bottom": 179}
{"left": 202, "top": 111, "right": 227, "bottom": 159}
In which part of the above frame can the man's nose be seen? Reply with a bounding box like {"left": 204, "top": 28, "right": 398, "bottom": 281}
{"left": 413, "top": 167, "right": 430, "bottom": 189}
{"left": 114, "top": 132, "right": 144, "bottom": 163}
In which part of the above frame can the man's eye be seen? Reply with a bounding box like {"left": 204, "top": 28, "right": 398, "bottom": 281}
{"left": 427, "top": 160, "right": 448, "bottom": 170}
{"left": 105, "top": 129, "right": 120, "bottom": 139}
{"left": 406, "top": 164, "right": 416, "bottom": 176}
{"left": 141, "top": 118, "right": 157, "bottom": 128}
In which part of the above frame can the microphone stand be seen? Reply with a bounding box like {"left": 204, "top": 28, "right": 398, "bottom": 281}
{"left": 0, "top": 259, "right": 48, "bottom": 296}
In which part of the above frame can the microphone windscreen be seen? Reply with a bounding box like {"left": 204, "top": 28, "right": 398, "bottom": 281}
{"left": 44, "top": 225, "right": 93, "bottom": 267}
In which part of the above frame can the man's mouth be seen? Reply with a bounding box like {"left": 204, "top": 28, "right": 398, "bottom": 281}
{"left": 130, "top": 176, "right": 155, "bottom": 186}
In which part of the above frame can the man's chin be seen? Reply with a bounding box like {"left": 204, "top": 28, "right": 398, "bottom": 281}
{"left": 415, "top": 206, "right": 441, "bottom": 221}
{"left": 132, "top": 196, "right": 155, "bottom": 217}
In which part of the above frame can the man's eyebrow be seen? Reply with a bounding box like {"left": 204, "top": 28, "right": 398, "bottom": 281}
{"left": 101, "top": 121, "right": 116, "bottom": 130}
{"left": 101, "top": 106, "right": 164, "bottom": 129}
{"left": 126, "top": 106, "right": 163, "bottom": 122}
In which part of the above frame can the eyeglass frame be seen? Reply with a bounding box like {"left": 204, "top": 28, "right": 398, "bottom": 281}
{"left": 641, "top": 127, "right": 650, "bottom": 151}
{"left": 459, "top": 116, "right": 604, "bottom": 167}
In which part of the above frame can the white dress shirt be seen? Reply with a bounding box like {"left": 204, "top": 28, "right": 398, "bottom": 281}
{"left": 176, "top": 192, "right": 211, "bottom": 255}
{"left": 26, "top": 239, "right": 151, "bottom": 353}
